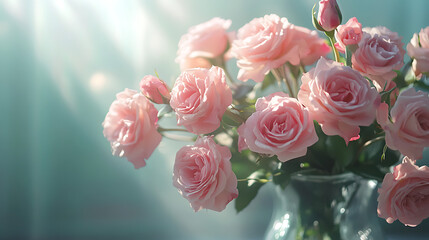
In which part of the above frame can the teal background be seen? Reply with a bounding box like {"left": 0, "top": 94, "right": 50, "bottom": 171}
{"left": 0, "top": 0, "right": 428, "bottom": 239}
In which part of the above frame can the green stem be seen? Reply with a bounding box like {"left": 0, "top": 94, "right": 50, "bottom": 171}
{"left": 158, "top": 127, "right": 189, "bottom": 133}
{"left": 216, "top": 57, "right": 237, "bottom": 88}
{"left": 300, "top": 63, "right": 307, "bottom": 74}
{"left": 223, "top": 65, "right": 235, "bottom": 86}
{"left": 272, "top": 67, "right": 296, "bottom": 98}
{"left": 325, "top": 31, "right": 340, "bottom": 62}
{"left": 361, "top": 135, "right": 385, "bottom": 148}
{"left": 237, "top": 178, "right": 270, "bottom": 183}
{"left": 225, "top": 107, "right": 245, "bottom": 124}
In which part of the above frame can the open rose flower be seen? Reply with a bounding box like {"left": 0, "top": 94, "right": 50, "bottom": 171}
{"left": 173, "top": 136, "right": 238, "bottom": 212}
{"left": 231, "top": 14, "right": 303, "bottom": 82}
{"left": 376, "top": 88, "right": 429, "bottom": 160}
{"left": 334, "top": 17, "right": 362, "bottom": 53}
{"left": 407, "top": 26, "right": 429, "bottom": 77}
{"left": 294, "top": 26, "right": 331, "bottom": 66}
{"left": 238, "top": 92, "right": 318, "bottom": 162}
{"left": 179, "top": 57, "right": 212, "bottom": 71}
{"left": 139, "top": 75, "right": 170, "bottom": 104}
{"left": 298, "top": 57, "right": 380, "bottom": 144}
{"left": 176, "top": 18, "right": 232, "bottom": 70}
{"left": 377, "top": 157, "right": 429, "bottom": 227}
{"left": 352, "top": 27, "right": 405, "bottom": 91}
{"left": 102, "top": 89, "right": 162, "bottom": 169}
{"left": 170, "top": 66, "right": 232, "bottom": 134}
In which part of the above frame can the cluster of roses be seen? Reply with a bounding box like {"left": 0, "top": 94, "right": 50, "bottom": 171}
{"left": 102, "top": 0, "right": 429, "bottom": 227}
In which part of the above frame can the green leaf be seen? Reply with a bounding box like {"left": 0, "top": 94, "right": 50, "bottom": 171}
{"left": 233, "top": 83, "right": 254, "bottom": 100}
{"left": 273, "top": 158, "right": 306, "bottom": 189}
{"left": 393, "top": 60, "right": 411, "bottom": 89}
{"left": 348, "top": 164, "right": 385, "bottom": 182}
{"left": 221, "top": 112, "right": 242, "bottom": 128}
{"left": 325, "top": 135, "right": 354, "bottom": 173}
{"left": 235, "top": 170, "right": 267, "bottom": 213}
{"left": 311, "top": 3, "right": 325, "bottom": 32}
{"left": 360, "top": 139, "right": 385, "bottom": 165}
{"left": 230, "top": 148, "right": 259, "bottom": 179}
{"left": 414, "top": 78, "right": 429, "bottom": 91}
{"left": 381, "top": 147, "right": 401, "bottom": 167}
{"left": 261, "top": 72, "right": 276, "bottom": 90}
{"left": 358, "top": 138, "right": 400, "bottom": 168}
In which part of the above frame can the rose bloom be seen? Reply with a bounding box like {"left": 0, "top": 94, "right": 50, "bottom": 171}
{"left": 179, "top": 57, "right": 212, "bottom": 71}
{"left": 170, "top": 66, "right": 232, "bottom": 134}
{"left": 102, "top": 89, "right": 162, "bottom": 169}
{"left": 298, "top": 57, "right": 380, "bottom": 144}
{"left": 352, "top": 27, "right": 405, "bottom": 91}
{"left": 173, "top": 136, "right": 238, "bottom": 212}
{"left": 334, "top": 17, "right": 362, "bottom": 53}
{"left": 377, "top": 157, "right": 429, "bottom": 227}
{"left": 231, "top": 14, "right": 302, "bottom": 82}
{"left": 407, "top": 26, "right": 429, "bottom": 76}
{"left": 176, "top": 18, "right": 232, "bottom": 70}
{"left": 238, "top": 92, "right": 318, "bottom": 162}
{"left": 294, "top": 25, "right": 331, "bottom": 66}
{"left": 376, "top": 88, "right": 429, "bottom": 160}
{"left": 139, "top": 75, "right": 170, "bottom": 104}
{"left": 317, "top": 0, "right": 341, "bottom": 32}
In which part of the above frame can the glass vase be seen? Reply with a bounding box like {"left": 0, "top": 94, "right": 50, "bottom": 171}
{"left": 264, "top": 171, "right": 385, "bottom": 240}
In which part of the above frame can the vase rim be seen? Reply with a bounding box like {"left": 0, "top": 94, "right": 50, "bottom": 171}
{"left": 291, "top": 170, "right": 358, "bottom": 183}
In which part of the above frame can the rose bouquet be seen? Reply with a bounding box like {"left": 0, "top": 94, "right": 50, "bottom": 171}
{"left": 102, "top": 0, "right": 429, "bottom": 232}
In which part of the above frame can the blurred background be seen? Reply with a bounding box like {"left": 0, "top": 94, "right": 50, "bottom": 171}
{"left": 1, "top": 0, "right": 428, "bottom": 239}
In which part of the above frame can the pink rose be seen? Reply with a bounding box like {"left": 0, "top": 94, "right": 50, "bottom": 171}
{"left": 377, "top": 157, "right": 429, "bottom": 227}
{"left": 238, "top": 92, "right": 318, "bottom": 162}
{"left": 294, "top": 25, "right": 331, "bottom": 66}
{"left": 376, "top": 88, "right": 429, "bottom": 160}
{"left": 102, "top": 89, "right": 162, "bottom": 169}
{"left": 139, "top": 75, "right": 170, "bottom": 104}
{"left": 170, "top": 66, "right": 232, "bottom": 134}
{"left": 173, "top": 136, "right": 238, "bottom": 212}
{"left": 179, "top": 57, "right": 212, "bottom": 71}
{"left": 231, "top": 14, "right": 302, "bottom": 82}
{"left": 298, "top": 57, "right": 380, "bottom": 144}
{"left": 317, "top": 0, "right": 341, "bottom": 32}
{"left": 407, "top": 27, "right": 429, "bottom": 76}
{"left": 352, "top": 27, "right": 405, "bottom": 91}
{"left": 176, "top": 18, "right": 232, "bottom": 69}
{"left": 334, "top": 17, "right": 362, "bottom": 53}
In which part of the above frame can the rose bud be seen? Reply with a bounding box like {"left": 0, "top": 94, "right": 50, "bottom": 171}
{"left": 317, "top": 0, "right": 342, "bottom": 32}
{"left": 334, "top": 17, "right": 363, "bottom": 53}
{"left": 139, "top": 75, "right": 171, "bottom": 104}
